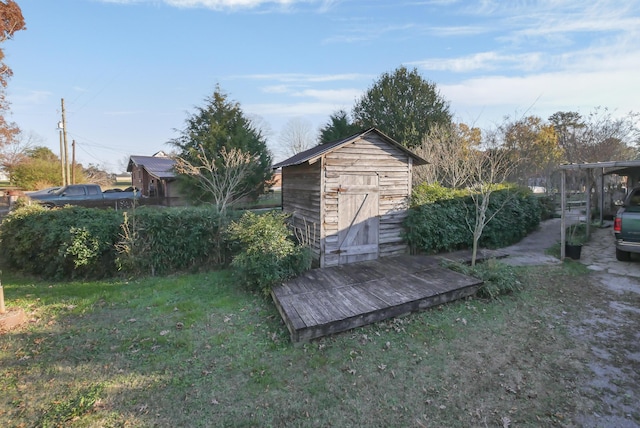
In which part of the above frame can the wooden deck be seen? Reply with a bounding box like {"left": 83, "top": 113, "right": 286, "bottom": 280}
{"left": 271, "top": 254, "right": 485, "bottom": 342}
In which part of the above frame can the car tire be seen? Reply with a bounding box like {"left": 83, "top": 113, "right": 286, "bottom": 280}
{"left": 616, "top": 248, "right": 631, "bottom": 262}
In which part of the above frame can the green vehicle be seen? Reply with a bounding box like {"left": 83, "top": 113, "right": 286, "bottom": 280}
{"left": 613, "top": 187, "right": 640, "bottom": 261}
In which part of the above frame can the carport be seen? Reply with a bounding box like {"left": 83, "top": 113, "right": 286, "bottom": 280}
{"left": 558, "top": 160, "right": 640, "bottom": 260}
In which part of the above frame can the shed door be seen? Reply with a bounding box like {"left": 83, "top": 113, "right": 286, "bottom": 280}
{"left": 335, "top": 174, "right": 379, "bottom": 265}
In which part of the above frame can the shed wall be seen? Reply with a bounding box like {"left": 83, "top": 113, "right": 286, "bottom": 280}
{"left": 281, "top": 162, "right": 323, "bottom": 264}
{"left": 322, "top": 135, "right": 412, "bottom": 267}
{"left": 280, "top": 133, "right": 414, "bottom": 268}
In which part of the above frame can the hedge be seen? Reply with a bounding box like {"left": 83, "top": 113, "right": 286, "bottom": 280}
{"left": 0, "top": 205, "right": 231, "bottom": 279}
{"left": 0, "top": 205, "right": 310, "bottom": 283}
{"left": 405, "top": 183, "right": 541, "bottom": 254}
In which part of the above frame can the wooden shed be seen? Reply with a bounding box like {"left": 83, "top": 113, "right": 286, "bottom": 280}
{"left": 273, "top": 127, "right": 427, "bottom": 268}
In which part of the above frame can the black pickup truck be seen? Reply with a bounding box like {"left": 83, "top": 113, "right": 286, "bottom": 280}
{"left": 28, "top": 184, "right": 140, "bottom": 209}
{"left": 613, "top": 187, "right": 640, "bottom": 261}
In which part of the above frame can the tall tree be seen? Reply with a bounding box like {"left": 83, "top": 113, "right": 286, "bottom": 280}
{"left": 0, "top": 1, "right": 25, "bottom": 149}
{"left": 352, "top": 66, "right": 452, "bottom": 148}
{"left": 549, "top": 108, "right": 639, "bottom": 164}
{"left": 279, "top": 117, "right": 315, "bottom": 157}
{"left": 548, "top": 111, "right": 584, "bottom": 164}
{"left": 317, "top": 109, "right": 360, "bottom": 144}
{"left": 26, "top": 145, "right": 58, "bottom": 162}
{"left": 550, "top": 108, "right": 639, "bottom": 218}
{"left": 413, "top": 122, "right": 481, "bottom": 187}
{"left": 0, "top": 129, "right": 37, "bottom": 181}
{"left": 502, "top": 115, "right": 563, "bottom": 188}
{"left": 168, "top": 86, "right": 273, "bottom": 205}
{"left": 10, "top": 145, "right": 85, "bottom": 190}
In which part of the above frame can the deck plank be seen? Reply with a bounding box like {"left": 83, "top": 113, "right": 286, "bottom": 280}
{"left": 272, "top": 254, "right": 484, "bottom": 342}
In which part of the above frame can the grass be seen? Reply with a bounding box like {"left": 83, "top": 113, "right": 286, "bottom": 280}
{"left": 0, "top": 263, "right": 610, "bottom": 427}
{"left": 236, "top": 191, "right": 282, "bottom": 209}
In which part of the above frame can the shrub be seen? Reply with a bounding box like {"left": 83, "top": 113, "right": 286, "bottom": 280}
{"left": 405, "top": 197, "right": 472, "bottom": 253}
{"left": 227, "top": 211, "right": 311, "bottom": 294}
{"left": 443, "top": 259, "right": 522, "bottom": 299}
{"left": 406, "top": 183, "right": 541, "bottom": 254}
{"left": 115, "top": 206, "right": 230, "bottom": 277}
{"left": 537, "top": 194, "right": 557, "bottom": 220}
{"left": 410, "top": 182, "right": 467, "bottom": 207}
{"left": 0, "top": 205, "right": 122, "bottom": 279}
{"left": 478, "top": 187, "right": 541, "bottom": 249}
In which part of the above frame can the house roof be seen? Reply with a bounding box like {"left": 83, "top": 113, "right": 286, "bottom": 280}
{"left": 272, "top": 127, "right": 428, "bottom": 169}
{"left": 127, "top": 155, "right": 176, "bottom": 180}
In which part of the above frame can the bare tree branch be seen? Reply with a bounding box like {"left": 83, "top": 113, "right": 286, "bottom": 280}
{"left": 174, "top": 145, "right": 256, "bottom": 216}
{"left": 465, "top": 132, "right": 520, "bottom": 266}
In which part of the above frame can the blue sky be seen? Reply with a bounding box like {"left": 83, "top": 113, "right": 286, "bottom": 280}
{"left": 6, "top": 0, "right": 640, "bottom": 173}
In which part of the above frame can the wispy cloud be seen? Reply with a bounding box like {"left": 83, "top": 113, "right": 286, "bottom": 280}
{"left": 289, "top": 88, "right": 361, "bottom": 103}
{"left": 100, "top": 0, "right": 337, "bottom": 12}
{"left": 322, "top": 23, "right": 417, "bottom": 44}
{"left": 104, "top": 110, "right": 146, "bottom": 116}
{"left": 426, "top": 25, "right": 489, "bottom": 37}
{"left": 260, "top": 85, "right": 361, "bottom": 104}
{"left": 442, "top": 66, "right": 640, "bottom": 127}
{"left": 245, "top": 101, "right": 351, "bottom": 118}
{"left": 164, "top": 0, "right": 297, "bottom": 10}
{"left": 237, "top": 73, "right": 371, "bottom": 83}
{"left": 412, "top": 51, "right": 545, "bottom": 73}
{"left": 11, "top": 90, "right": 52, "bottom": 107}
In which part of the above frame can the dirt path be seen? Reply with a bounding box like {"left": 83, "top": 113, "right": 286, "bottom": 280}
{"left": 504, "top": 219, "right": 640, "bottom": 426}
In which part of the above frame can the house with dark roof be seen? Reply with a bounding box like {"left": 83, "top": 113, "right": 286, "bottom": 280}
{"left": 273, "top": 127, "right": 427, "bottom": 268}
{"left": 127, "top": 152, "right": 183, "bottom": 205}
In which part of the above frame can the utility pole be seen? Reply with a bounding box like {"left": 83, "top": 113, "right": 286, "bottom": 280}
{"left": 61, "top": 98, "right": 70, "bottom": 186}
{"left": 72, "top": 140, "right": 76, "bottom": 184}
{"left": 58, "top": 123, "right": 66, "bottom": 185}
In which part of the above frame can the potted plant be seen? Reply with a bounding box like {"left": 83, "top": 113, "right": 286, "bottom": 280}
{"left": 565, "top": 223, "right": 583, "bottom": 260}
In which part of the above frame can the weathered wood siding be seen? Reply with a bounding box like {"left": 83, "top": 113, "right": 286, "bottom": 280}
{"left": 280, "top": 133, "right": 414, "bottom": 268}
{"left": 323, "top": 134, "right": 412, "bottom": 267}
{"left": 272, "top": 254, "right": 483, "bottom": 342}
{"left": 281, "top": 162, "right": 323, "bottom": 264}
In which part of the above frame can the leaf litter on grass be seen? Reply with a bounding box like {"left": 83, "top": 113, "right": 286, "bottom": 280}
{"left": 1, "top": 265, "right": 638, "bottom": 427}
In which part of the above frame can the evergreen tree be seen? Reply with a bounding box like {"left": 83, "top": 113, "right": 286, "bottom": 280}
{"left": 168, "top": 86, "right": 273, "bottom": 204}
{"left": 352, "top": 66, "right": 452, "bottom": 148}
{"left": 317, "top": 109, "right": 360, "bottom": 144}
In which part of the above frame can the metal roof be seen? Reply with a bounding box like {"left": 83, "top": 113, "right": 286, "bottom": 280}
{"left": 558, "top": 160, "right": 640, "bottom": 174}
{"left": 127, "top": 155, "right": 176, "bottom": 180}
{"left": 272, "top": 127, "right": 428, "bottom": 169}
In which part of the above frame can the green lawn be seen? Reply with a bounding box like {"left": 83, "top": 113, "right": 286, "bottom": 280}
{"left": 0, "top": 263, "right": 606, "bottom": 427}
{"left": 236, "top": 191, "right": 282, "bottom": 209}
